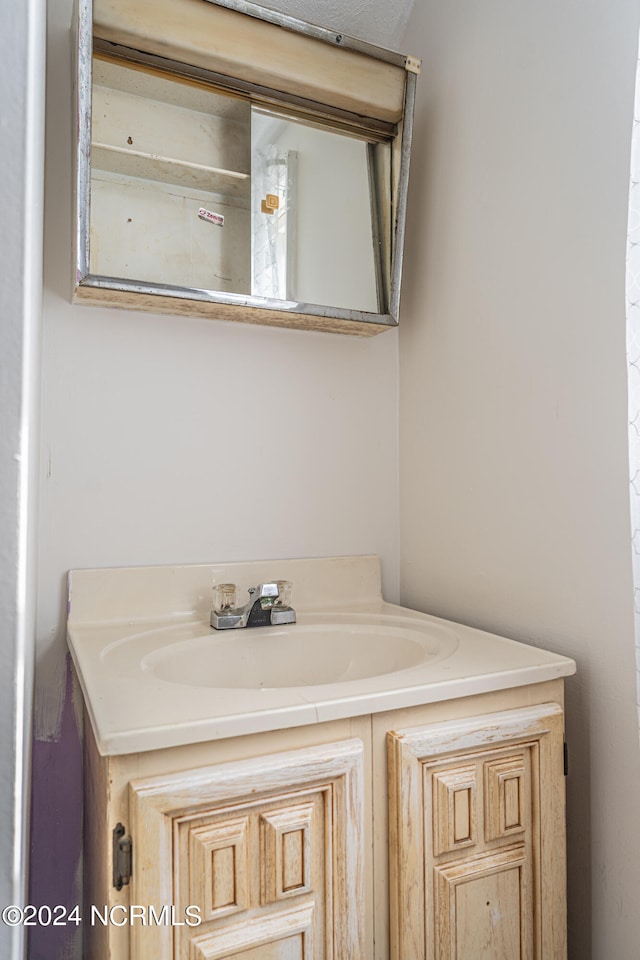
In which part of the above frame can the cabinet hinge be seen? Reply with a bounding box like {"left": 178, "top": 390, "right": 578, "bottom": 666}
{"left": 563, "top": 741, "right": 569, "bottom": 776}
{"left": 405, "top": 55, "right": 422, "bottom": 75}
{"left": 113, "top": 823, "right": 132, "bottom": 890}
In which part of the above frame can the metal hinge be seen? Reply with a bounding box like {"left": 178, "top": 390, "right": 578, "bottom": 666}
{"left": 113, "top": 823, "right": 132, "bottom": 890}
{"left": 563, "top": 741, "right": 569, "bottom": 776}
{"left": 405, "top": 55, "right": 422, "bottom": 75}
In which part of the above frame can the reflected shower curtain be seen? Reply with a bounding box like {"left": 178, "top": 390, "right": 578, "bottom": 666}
{"left": 626, "top": 52, "right": 640, "bottom": 730}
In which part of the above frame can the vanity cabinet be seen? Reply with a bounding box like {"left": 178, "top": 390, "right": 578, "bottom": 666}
{"left": 83, "top": 683, "right": 568, "bottom": 960}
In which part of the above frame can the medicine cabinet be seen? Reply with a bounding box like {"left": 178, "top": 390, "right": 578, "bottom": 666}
{"left": 73, "top": 0, "right": 419, "bottom": 335}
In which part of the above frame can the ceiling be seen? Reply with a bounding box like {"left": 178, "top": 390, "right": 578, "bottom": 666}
{"left": 255, "top": 0, "right": 416, "bottom": 52}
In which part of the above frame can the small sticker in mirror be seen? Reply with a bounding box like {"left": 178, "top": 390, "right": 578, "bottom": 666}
{"left": 198, "top": 207, "right": 224, "bottom": 226}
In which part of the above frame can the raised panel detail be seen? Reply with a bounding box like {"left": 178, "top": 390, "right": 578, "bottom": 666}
{"left": 432, "top": 765, "right": 477, "bottom": 856}
{"left": 190, "top": 903, "right": 313, "bottom": 960}
{"left": 261, "top": 803, "right": 314, "bottom": 903}
{"left": 129, "top": 738, "right": 364, "bottom": 960}
{"left": 189, "top": 818, "right": 249, "bottom": 921}
{"left": 283, "top": 831, "right": 304, "bottom": 891}
{"left": 435, "top": 848, "right": 530, "bottom": 960}
{"left": 485, "top": 756, "right": 528, "bottom": 842}
{"left": 388, "top": 703, "right": 567, "bottom": 960}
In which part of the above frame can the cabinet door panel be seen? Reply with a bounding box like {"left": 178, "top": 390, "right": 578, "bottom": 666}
{"left": 128, "top": 739, "right": 364, "bottom": 960}
{"left": 261, "top": 803, "right": 315, "bottom": 903}
{"left": 190, "top": 903, "right": 313, "bottom": 960}
{"left": 388, "top": 704, "right": 566, "bottom": 960}
{"left": 432, "top": 764, "right": 478, "bottom": 856}
{"left": 484, "top": 755, "right": 528, "bottom": 843}
{"left": 189, "top": 817, "right": 250, "bottom": 921}
{"left": 435, "top": 847, "right": 530, "bottom": 960}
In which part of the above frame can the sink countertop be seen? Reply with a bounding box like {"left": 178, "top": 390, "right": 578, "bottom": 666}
{"left": 67, "top": 556, "right": 576, "bottom": 755}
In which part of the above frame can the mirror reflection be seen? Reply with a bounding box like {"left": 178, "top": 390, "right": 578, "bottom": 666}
{"left": 89, "top": 57, "right": 385, "bottom": 314}
{"left": 251, "top": 108, "right": 379, "bottom": 312}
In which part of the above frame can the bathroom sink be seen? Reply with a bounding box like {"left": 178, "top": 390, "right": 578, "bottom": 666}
{"left": 140, "top": 618, "right": 457, "bottom": 689}
{"left": 103, "top": 614, "right": 459, "bottom": 690}
{"left": 68, "top": 556, "right": 577, "bottom": 754}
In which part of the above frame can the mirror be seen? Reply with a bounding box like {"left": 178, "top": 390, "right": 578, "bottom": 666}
{"left": 75, "top": 0, "right": 418, "bottom": 334}
{"left": 251, "top": 108, "right": 383, "bottom": 313}
{"left": 88, "top": 57, "right": 387, "bottom": 315}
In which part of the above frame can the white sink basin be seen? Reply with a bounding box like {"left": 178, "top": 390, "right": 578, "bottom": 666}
{"left": 101, "top": 613, "right": 459, "bottom": 690}
{"left": 139, "top": 617, "right": 458, "bottom": 689}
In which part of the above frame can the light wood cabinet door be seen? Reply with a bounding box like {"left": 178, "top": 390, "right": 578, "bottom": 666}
{"left": 388, "top": 703, "right": 567, "bottom": 960}
{"left": 127, "top": 738, "right": 364, "bottom": 960}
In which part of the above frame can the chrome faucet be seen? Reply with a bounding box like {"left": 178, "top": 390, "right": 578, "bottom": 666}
{"left": 210, "top": 581, "right": 296, "bottom": 630}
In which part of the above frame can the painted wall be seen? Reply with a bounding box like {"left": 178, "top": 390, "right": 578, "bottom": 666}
{"left": 399, "top": 1, "right": 640, "bottom": 957}
{"left": 30, "top": 1, "right": 399, "bottom": 957}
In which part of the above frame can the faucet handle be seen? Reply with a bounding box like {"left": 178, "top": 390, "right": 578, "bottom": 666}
{"left": 270, "top": 580, "right": 295, "bottom": 625}
{"left": 273, "top": 580, "right": 293, "bottom": 609}
{"left": 213, "top": 583, "right": 240, "bottom": 614}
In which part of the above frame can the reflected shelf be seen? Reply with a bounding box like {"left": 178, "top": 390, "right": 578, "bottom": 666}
{"left": 91, "top": 142, "right": 251, "bottom": 198}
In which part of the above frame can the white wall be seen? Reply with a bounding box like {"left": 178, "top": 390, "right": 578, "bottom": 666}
{"left": 400, "top": 1, "right": 640, "bottom": 956}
